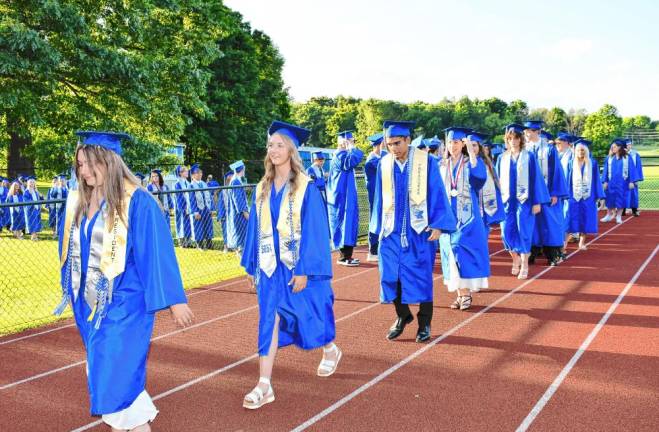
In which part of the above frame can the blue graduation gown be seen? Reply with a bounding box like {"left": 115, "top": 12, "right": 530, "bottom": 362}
{"left": 306, "top": 165, "right": 326, "bottom": 192}
{"left": 602, "top": 155, "right": 640, "bottom": 209}
{"left": 0, "top": 187, "right": 8, "bottom": 227}
{"left": 59, "top": 189, "right": 187, "bottom": 415}
{"left": 227, "top": 177, "right": 249, "bottom": 249}
{"left": 147, "top": 183, "right": 174, "bottom": 223}
{"left": 496, "top": 152, "right": 550, "bottom": 254}
{"left": 370, "top": 156, "right": 457, "bottom": 304}
{"left": 190, "top": 180, "right": 213, "bottom": 241}
{"left": 567, "top": 158, "right": 605, "bottom": 234}
{"left": 241, "top": 183, "right": 335, "bottom": 356}
{"left": 629, "top": 151, "right": 643, "bottom": 208}
{"left": 532, "top": 145, "right": 569, "bottom": 247}
{"left": 440, "top": 158, "right": 490, "bottom": 279}
{"left": 216, "top": 189, "right": 229, "bottom": 246}
{"left": 47, "top": 187, "right": 57, "bottom": 228}
{"left": 207, "top": 180, "right": 220, "bottom": 211}
{"left": 364, "top": 151, "right": 383, "bottom": 208}
{"left": 326, "top": 148, "right": 364, "bottom": 249}
{"left": 7, "top": 194, "right": 25, "bottom": 231}
{"left": 174, "top": 178, "right": 193, "bottom": 240}
{"left": 22, "top": 189, "right": 43, "bottom": 234}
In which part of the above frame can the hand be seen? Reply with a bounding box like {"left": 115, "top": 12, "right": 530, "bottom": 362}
{"left": 243, "top": 211, "right": 249, "bottom": 220}
{"left": 532, "top": 204, "right": 541, "bottom": 215}
{"left": 194, "top": 213, "right": 201, "bottom": 220}
{"left": 603, "top": 182, "right": 608, "bottom": 191}
{"left": 171, "top": 303, "right": 194, "bottom": 328}
{"left": 628, "top": 183, "right": 635, "bottom": 190}
{"left": 551, "top": 196, "right": 558, "bottom": 206}
{"left": 426, "top": 227, "right": 441, "bottom": 241}
{"left": 289, "top": 275, "right": 308, "bottom": 293}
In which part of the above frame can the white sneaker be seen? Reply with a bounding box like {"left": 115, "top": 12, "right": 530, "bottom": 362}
{"left": 366, "top": 253, "right": 379, "bottom": 262}
{"left": 616, "top": 215, "right": 622, "bottom": 224}
{"left": 600, "top": 215, "right": 612, "bottom": 223}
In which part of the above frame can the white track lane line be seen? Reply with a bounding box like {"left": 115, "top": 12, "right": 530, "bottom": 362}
{"left": 289, "top": 218, "right": 632, "bottom": 432}
{"left": 515, "top": 243, "right": 659, "bottom": 432}
{"left": 1, "top": 267, "right": 376, "bottom": 391}
{"left": 69, "top": 248, "right": 509, "bottom": 431}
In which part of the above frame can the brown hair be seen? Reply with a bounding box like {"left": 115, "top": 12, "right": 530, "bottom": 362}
{"left": 617, "top": 146, "right": 628, "bottom": 158}
{"left": 505, "top": 129, "right": 526, "bottom": 151}
{"left": 258, "top": 133, "right": 306, "bottom": 205}
{"left": 74, "top": 145, "right": 142, "bottom": 230}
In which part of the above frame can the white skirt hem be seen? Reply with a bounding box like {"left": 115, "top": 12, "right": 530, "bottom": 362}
{"left": 102, "top": 390, "right": 159, "bottom": 430}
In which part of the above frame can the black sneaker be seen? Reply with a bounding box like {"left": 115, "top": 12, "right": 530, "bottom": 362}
{"left": 338, "top": 258, "right": 360, "bottom": 267}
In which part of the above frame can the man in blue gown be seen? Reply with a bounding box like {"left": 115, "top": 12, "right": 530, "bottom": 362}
{"left": 370, "top": 120, "right": 456, "bottom": 342}
{"left": 227, "top": 160, "right": 249, "bottom": 251}
{"left": 524, "top": 120, "right": 569, "bottom": 266}
{"left": 326, "top": 131, "right": 364, "bottom": 266}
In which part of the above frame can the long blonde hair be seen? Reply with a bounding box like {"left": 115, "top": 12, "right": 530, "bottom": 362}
{"left": 74, "top": 145, "right": 142, "bottom": 230}
{"left": 258, "top": 133, "right": 306, "bottom": 204}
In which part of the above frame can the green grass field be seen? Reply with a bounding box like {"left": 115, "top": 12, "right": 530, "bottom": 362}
{"left": 0, "top": 214, "right": 245, "bottom": 335}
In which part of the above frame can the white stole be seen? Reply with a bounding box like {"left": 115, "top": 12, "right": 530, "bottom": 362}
{"left": 608, "top": 155, "right": 629, "bottom": 181}
{"left": 572, "top": 155, "right": 592, "bottom": 201}
{"left": 499, "top": 150, "right": 530, "bottom": 204}
{"left": 440, "top": 155, "right": 473, "bottom": 226}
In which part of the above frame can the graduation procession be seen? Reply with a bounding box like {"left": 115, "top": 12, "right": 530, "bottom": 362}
{"left": 2, "top": 1, "right": 659, "bottom": 431}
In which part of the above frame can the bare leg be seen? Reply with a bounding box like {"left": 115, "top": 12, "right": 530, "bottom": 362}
{"left": 249, "top": 314, "right": 279, "bottom": 399}
{"left": 519, "top": 253, "right": 529, "bottom": 279}
{"left": 510, "top": 251, "right": 520, "bottom": 275}
{"left": 578, "top": 234, "right": 587, "bottom": 250}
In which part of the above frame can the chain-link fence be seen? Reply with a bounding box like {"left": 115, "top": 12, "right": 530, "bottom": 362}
{"left": 0, "top": 176, "right": 373, "bottom": 335}
{"left": 3, "top": 160, "right": 658, "bottom": 336}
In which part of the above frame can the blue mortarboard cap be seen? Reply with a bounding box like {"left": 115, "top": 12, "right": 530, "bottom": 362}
{"left": 190, "top": 164, "right": 201, "bottom": 174}
{"left": 337, "top": 130, "right": 354, "bottom": 140}
{"left": 523, "top": 120, "right": 544, "bottom": 130}
{"left": 313, "top": 152, "right": 326, "bottom": 160}
{"left": 52, "top": 175, "right": 58, "bottom": 180}
{"left": 624, "top": 138, "right": 633, "bottom": 145}
{"left": 611, "top": 138, "right": 628, "bottom": 148}
{"left": 541, "top": 131, "right": 554, "bottom": 141}
{"left": 555, "top": 131, "right": 571, "bottom": 142}
{"left": 466, "top": 132, "right": 488, "bottom": 143}
{"left": 268, "top": 121, "right": 311, "bottom": 148}
{"left": 383, "top": 120, "right": 416, "bottom": 138}
{"left": 135, "top": 172, "right": 145, "bottom": 180}
{"left": 175, "top": 165, "right": 188, "bottom": 177}
{"left": 412, "top": 136, "right": 426, "bottom": 149}
{"left": 18, "top": 174, "right": 25, "bottom": 181}
{"left": 75, "top": 130, "right": 131, "bottom": 155}
{"left": 444, "top": 127, "right": 472, "bottom": 141}
{"left": 151, "top": 169, "right": 162, "bottom": 175}
{"left": 368, "top": 132, "right": 384, "bottom": 146}
{"left": 428, "top": 136, "right": 441, "bottom": 150}
{"left": 224, "top": 171, "right": 233, "bottom": 178}
{"left": 504, "top": 123, "right": 525, "bottom": 134}
{"left": 230, "top": 160, "right": 245, "bottom": 173}
{"left": 574, "top": 138, "right": 592, "bottom": 148}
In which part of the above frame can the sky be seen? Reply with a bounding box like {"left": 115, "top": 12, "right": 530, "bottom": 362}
{"left": 224, "top": 0, "right": 659, "bottom": 119}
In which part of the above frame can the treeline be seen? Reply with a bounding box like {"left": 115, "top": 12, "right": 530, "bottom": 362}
{"left": 291, "top": 96, "right": 657, "bottom": 157}
{"left": 0, "top": 0, "right": 289, "bottom": 177}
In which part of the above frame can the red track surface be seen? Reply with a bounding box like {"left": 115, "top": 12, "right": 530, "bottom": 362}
{"left": 1, "top": 213, "right": 658, "bottom": 432}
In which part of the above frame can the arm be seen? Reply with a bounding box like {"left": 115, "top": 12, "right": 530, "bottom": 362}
{"left": 337, "top": 148, "right": 364, "bottom": 171}
{"left": 427, "top": 158, "right": 457, "bottom": 233}
{"left": 294, "top": 185, "right": 332, "bottom": 279}
{"left": 239, "top": 201, "right": 259, "bottom": 276}
{"left": 468, "top": 157, "right": 487, "bottom": 193}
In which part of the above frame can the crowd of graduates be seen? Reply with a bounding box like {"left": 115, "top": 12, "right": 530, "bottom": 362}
{"left": 47, "top": 121, "right": 647, "bottom": 429}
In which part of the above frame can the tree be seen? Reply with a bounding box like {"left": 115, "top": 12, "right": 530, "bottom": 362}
{"left": 183, "top": 10, "right": 290, "bottom": 177}
{"left": 0, "top": 0, "right": 226, "bottom": 177}
{"left": 545, "top": 107, "right": 568, "bottom": 134}
{"left": 582, "top": 104, "right": 623, "bottom": 157}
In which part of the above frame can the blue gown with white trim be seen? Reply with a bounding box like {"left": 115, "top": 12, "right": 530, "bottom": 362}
{"left": 7, "top": 194, "right": 25, "bottom": 231}
{"left": 567, "top": 158, "right": 605, "bottom": 234}
{"left": 440, "top": 157, "right": 490, "bottom": 280}
{"left": 22, "top": 189, "right": 43, "bottom": 234}
{"left": 326, "top": 148, "right": 364, "bottom": 249}
{"left": 370, "top": 156, "right": 456, "bottom": 304}
{"left": 629, "top": 151, "right": 643, "bottom": 208}
{"left": 59, "top": 189, "right": 187, "bottom": 415}
{"left": 532, "top": 145, "right": 569, "bottom": 248}
{"left": 227, "top": 177, "right": 249, "bottom": 249}
{"left": 495, "top": 152, "right": 550, "bottom": 254}
{"left": 241, "top": 183, "right": 335, "bottom": 356}
{"left": 602, "top": 156, "right": 640, "bottom": 209}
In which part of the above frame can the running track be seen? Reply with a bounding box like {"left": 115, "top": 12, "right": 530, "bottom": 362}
{"left": 1, "top": 212, "right": 658, "bottom": 431}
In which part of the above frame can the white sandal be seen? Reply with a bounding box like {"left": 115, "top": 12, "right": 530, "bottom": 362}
{"left": 317, "top": 344, "right": 343, "bottom": 377}
{"left": 243, "top": 377, "right": 275, "bottom": 410}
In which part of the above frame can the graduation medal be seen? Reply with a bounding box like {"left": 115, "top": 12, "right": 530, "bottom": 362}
{"left": 449, "top": 155, "right": 465, "bottom": 198}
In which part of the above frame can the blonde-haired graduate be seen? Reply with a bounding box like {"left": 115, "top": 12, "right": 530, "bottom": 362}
{"left": 240, "top": 121, "right": 340, "bottom": 410}
{"left": 566, "top": 139, "right": 605, "bottom": 249}
{"left": 54, "top": 131, "right": 194, "bottom": 432}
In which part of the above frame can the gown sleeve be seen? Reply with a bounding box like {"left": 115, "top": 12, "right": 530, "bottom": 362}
{"left": 130, "top": 190, "right": 188, "bottom": 312}
{"left": 469, "top": 157, "right": 487, "bottom": 192}
{"left": 592, "top": 159, "right": 605, "bottom": 199}
{"left": 294, "top": 184, "right": 332, "bottom": 279}
{"left": 337, "top": 148, "right": 364, "bottom": 171}
{"left": 635, "top": 154, "right": 644, "bottom": 181}
{"left": 427, "top": 156, "right": 457, "bottom": 232}
{"left": 369, "top": 162, "right": 383, "bottom": 235}
{"left": 240, "top": 200, "right": 259, "bottom": 276}
{"left": 231, "top": 178, "right": 249, "bottom": 213}
{"left": 601, "top": 157, "right": 610, "bottom": 183}
{"left": 548, "top": 146, "right": 569, "bottom": 199}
